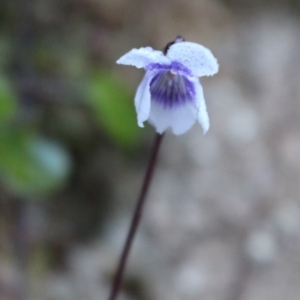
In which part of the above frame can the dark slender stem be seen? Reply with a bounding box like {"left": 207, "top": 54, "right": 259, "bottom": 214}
{"left": 108, "top": 133, "right": 164, "bottom": 300}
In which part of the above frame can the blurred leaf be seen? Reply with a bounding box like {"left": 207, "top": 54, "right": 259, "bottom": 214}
{"left": 0, "top": 75, "right": 71, "bottom": 197}
{"left": 0, "top": 129, "right": 71, "bottom": 197}
{"left": 0, "top": 75, "right": 16, "bottom": 122}
{"left": 88, "top": 70, "right": 140, "bottom": 148}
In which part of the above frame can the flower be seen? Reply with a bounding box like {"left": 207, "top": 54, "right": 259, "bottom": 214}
{"left": 116, "top": 36, "right": 219, "bottom": 135}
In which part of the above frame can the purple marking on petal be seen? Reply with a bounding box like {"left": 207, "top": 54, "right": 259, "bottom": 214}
{"left": 146, "top": 61, "right": 192, "bottom": 76}
{"left": 149, "top": 71, "right": 195, "bottom": 109}
{"left": 170, "top": 61, "right": 192, "bottom": 75}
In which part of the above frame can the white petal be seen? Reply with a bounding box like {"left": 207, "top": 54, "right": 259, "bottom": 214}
{"left": 167, "top": 42, "right": 219, "bottom": 77}
{"left": 148, "top": 101, "right": 198, "bottom": 135}
{"left": 116, "top": 47, "right": 170, "bottom": 69}
{"left": 192, "top": 78, "right": 210, "bottom": 134}
{"left": 134, "top": 71, "right": 154, "bottom": 127}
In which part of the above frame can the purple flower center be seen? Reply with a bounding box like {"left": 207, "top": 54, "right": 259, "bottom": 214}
{"left": 146, "top": 61, "right": 192, "bottom": 76}
{"left": 149, "top": 71, "right": 195, "bottom": 109}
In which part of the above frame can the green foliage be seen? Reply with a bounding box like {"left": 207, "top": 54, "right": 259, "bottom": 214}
{"left": 0, "top": 76, "right": 16, "bottom": 122}
{"left": 0, "top": 129, "right": 71, "bottom": 197}
{"left": 88, "top": 70, "right": 140, "bottom": 149}
{"left": 0, "top": 76, "right": 71, "bottom": 197}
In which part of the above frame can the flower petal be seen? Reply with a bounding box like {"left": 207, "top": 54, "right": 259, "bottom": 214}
{"left": 116, "top": 47, "right": 170, "bottom": 69}
{"left": 167, "top": 42, "right": 219, "bottom": 77}
{"left": 148, "top": 100, "right": 198, "bottom": 135}
{"left": 149, "top": 71, "right": 195, "bottom": 109}
{"left": 191, "top": 78, "right": 210, "bottom": 134}
{"left": 134, "top": 71, "right": 154, "bottom": 127}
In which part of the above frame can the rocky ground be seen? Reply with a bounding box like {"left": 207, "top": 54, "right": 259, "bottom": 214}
{"left": 41, "top": 5, "right": 300, "bottom": 300}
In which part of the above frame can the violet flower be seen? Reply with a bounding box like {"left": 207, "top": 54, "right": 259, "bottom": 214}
{"left": 116, "top": 36, "right": 219, "bottom": 135}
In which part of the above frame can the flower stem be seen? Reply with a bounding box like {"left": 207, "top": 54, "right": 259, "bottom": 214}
{"left": 108, "top": 133, "right": 164, "bottom": 300}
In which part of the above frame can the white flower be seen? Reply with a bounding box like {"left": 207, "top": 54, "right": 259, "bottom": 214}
{"left": 116, "top": 36, "right": 219, "bottom": 135}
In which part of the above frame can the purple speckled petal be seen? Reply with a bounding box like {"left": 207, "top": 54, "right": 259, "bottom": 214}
{"left": 167, "top": 42, "right": 219, "bottom": 77}
{"left": 116, "top": 47, "right": 170, "bottom": 69}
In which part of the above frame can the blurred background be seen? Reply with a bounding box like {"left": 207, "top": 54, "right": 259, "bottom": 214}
{"left": 1, "top": 0, "right": 300, "bottom": 299}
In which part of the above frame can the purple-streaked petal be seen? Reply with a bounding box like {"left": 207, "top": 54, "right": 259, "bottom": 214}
{"left": 134, "top": 71, "right": 155, "bottom": 127}
{"left": 116, "top": 47, "right": 170, "bottom": 69}
{"left": 148, "top": 100, "right": 198, "bottom": 135}
{"left": 149, "top": 71, "right": 195, "bottom": 109}
{"left": 191, "top": 78, "right": 210, "bottom": 134}
{"left": 146, "top": 61, "right": 192, "bottom": 76}
{"left": 167, "top": 42, "right": 219, "bottom": 77}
